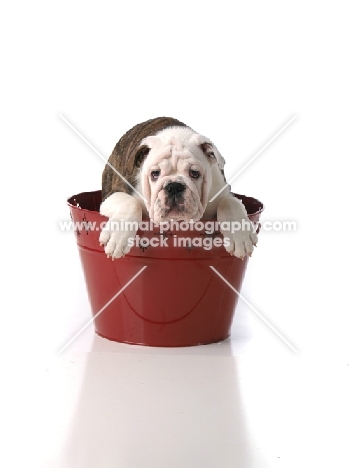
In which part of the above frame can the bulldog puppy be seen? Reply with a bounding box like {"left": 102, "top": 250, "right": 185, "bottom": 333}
{"left": 99, "top": 117, "right": 258, "bottom": 259}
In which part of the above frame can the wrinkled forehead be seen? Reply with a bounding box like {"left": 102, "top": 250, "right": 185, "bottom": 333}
{"left": 144, "top": 142, "right": 205, "bottom": 173}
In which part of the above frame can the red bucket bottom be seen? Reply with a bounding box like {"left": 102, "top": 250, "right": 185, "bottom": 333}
{"left": 68, "top": 191, "right": 263, "bottom": 347}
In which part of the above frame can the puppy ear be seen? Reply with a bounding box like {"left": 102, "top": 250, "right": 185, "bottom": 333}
{"left": 126, "top": 136, "right": 162, "bottom": 175}
{"left": 134, "top": 145, "right": 150, "bottom": 168}
{"left": 130, "top": 136, "right": 162, "bottom": 173}
{"left": 125, "top": 145, "right": 150, "bottom": 174}
{"left": 190, "top": 134, "right": 225, "bottom": 169}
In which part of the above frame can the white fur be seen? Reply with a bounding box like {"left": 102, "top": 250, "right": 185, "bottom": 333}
{"left": 217, "top": 196, "right": 257, "bottom": 258}
{"left": 99, "top": 192, "right": 142, "bottom": 258}
{"left": 99, "top": 127, "right": 258, "bottom": 259}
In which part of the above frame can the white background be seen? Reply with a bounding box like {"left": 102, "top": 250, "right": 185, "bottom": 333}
{"left": 1, "top": 1, "right": 350, "bottom": 467}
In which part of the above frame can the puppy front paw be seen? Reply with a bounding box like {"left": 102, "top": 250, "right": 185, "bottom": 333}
{"left": 99, "top": 222, "right": 137, "bottom": 259}
{"left": 223, "top": 226, "right": 258, "bottom": 259}
{"left": 99, "top": 192, "right": 142, "bottom": 259}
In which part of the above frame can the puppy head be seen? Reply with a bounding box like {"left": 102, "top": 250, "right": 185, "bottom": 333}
{"left": 138, "top": 127, "right": 224, "bottom": 225}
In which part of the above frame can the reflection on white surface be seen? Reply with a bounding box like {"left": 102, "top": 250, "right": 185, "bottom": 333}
{"left": 63, "top": 337, "right": 251, "bottom": 467}
{"left": 24, "top": 329, "right": 347, "bottom": 468}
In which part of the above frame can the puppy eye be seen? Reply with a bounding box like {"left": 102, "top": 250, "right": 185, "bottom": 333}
{"left": 190, "top": 169, "right": 200, "bottom": 179}
{"left": 151, "top": 170, "right": 160, "bottom": 180}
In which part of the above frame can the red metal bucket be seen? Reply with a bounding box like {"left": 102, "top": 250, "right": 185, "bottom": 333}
{"left": 67, "top": 190, "right": 263, "bottom": 347}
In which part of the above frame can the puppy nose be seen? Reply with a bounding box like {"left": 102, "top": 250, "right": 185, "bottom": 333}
{"left": 165, "top": 182, "right": 185, "bottom": 196}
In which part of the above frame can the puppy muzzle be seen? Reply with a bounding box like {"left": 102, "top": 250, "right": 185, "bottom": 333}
{"left": 150, "top": 178, "right": 204, "bottom": 225}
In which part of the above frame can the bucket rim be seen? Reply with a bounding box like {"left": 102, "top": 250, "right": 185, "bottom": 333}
{"left": 67, "top": 190, "right": 264, "bottom": 218}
